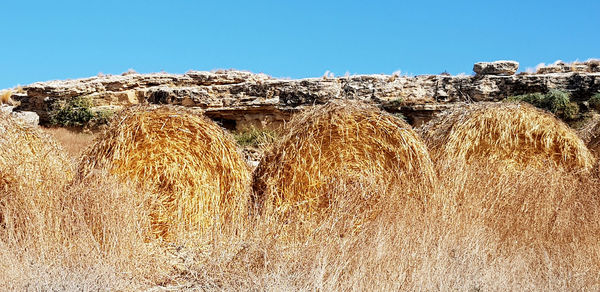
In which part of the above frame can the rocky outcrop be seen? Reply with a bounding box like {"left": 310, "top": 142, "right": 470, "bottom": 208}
{"left": 474, "top": 61, "right": 519, "bottom": 76}
{"left": 6, "top": 62, "right": 600, "bottom": 129}
{"left": 537, "top": 60, "right": 600, "bottom": 74}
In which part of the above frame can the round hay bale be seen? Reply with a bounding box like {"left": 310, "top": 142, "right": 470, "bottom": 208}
{"left": 577, "top": 113, "right": 600, "bottom": 158}
{"left": 252, "top": 101, "right": 436, "bottom": 223}
{"left": 419, "top": 102, "right": 595, "bottom": 172}
{"left": 79, "top": 106, "right": 251, "bottom": 240}
{"left": 0, "top": 112, "right": 72, "bottom": 237}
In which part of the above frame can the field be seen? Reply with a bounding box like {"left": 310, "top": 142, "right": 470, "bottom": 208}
{"left": 1, "top": 102, "right": 600, "bottom": 290}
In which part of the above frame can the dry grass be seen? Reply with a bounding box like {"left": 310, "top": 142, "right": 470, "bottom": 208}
{"left": 436, "top": 160, "right": 600, "bottom": 244}
{"left": 4, "top": 159, "right": 598, "bottom": 290}
{"left": 0, "top": 112, "right": 161, "bottom": 289}
{"left": 0, "top": 90, "right": 14, "bottom": 105}
{"left": 0, "top": 170, "right": 172, "bottom": 290}
{"left": 42, "top": 127, "right": 96, "bottom": 157}
{"left": 420, "top": 102, "right": 595, "bottom": 172}
{"left": 252, "top": 101, "right": 435, "bottom": 235}
{"left": 78, "top": 105, "right": 251, "bottom": 241}
{"left": 173, "top": 160, "right": 600, "bottom": 290}
{"left": 1, "top": 103, "right": 600, "bottom": 290}
{"left": 0, "top": 112, "right": 73, "bottom": 242}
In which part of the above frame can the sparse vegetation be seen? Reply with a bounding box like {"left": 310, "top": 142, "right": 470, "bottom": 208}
{"left": 388, "top": 97, "right": 403, "bottom": 107}
{"left": 0, "top": 90, "right": 11, "bottom": 104}
{"left": 42, "top": 127, "right": 96, "bottom": 157}
{"left": 589, "top": 92, "right": 600, "bottom": 111}
{"left": 233, "top": 127, "right": 279, "bottom": 147}
{"left": 507, "top": 89, "right": 580, "bottom": 120}
{"left": 49, "top": 96, "right": 114, "bottom": 128}
{"left": 392, "top": 111, "right": 408, "bottom": 122}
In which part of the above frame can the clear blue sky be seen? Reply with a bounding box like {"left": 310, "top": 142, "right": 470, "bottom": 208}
{"left": 1, "top": 0, "right": 599, "bottom": 89}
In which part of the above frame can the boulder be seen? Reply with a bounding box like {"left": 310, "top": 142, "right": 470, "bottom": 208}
{"left": 0, "top": 105, "right": 15, "bottom": 114}
{"left": 1, "top": 106, "right": 40, "bottom": 126}
{"left": 12, "top": 111, "right": 40, "bottom": 126}
{"left": 474, "top": 61, "right": 519, "bottom": 76}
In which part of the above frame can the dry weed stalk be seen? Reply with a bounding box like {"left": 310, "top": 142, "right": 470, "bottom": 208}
{"left": 0, "top": 90, "right": 15, "bottom": 105}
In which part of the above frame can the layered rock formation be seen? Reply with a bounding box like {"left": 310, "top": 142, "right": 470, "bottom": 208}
{"left": 6, "top": 60, "right": 600, "bottom": 129}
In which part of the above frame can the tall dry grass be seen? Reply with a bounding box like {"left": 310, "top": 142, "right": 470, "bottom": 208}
{"left": 0, "top": 163, "right": 600, "bottom": 291}
{"left": 0, "top": 170, "right": 173, "bottom": 290}
{"left": 0, "top": 90, "right": 16, "bottom": 105}
{"left": 1, "top": 104, "right": 599, "bottom": 290}
{"left": 161, "top": 103, "right": 600, "bottom": 290}
{"left": 0, "top": 113, "right": 72, "bottom": 247}
{"left": 170, "top": 159, "right": 600, "bottom": 290}
{"left": 0, "top": 113, "right": 170, "bottom": 289}
{"left": 42, "top": 127, "right": 96, "bottom": 157}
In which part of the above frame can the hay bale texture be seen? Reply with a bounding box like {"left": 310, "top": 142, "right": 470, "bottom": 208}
{"left": 419, "top": 102, "right": 595, "bottom": 171}
{"left": 578, "top": 113, "right": 600, "bottom": 157}
{"left": 0, "top": 112, "right": 72, "bottom": 238}
{"left": 79, "top": 106, "right": 251, "bottom": 240}
{"left": 252, "top": 101, "right": 436, "bottom": 220}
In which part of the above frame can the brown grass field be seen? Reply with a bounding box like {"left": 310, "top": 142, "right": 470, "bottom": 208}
{"left": 1, "top": 103, "right": 600, "bottom": 290}
{"left": 42, "top": 127, "right": 96, "bottom": 157}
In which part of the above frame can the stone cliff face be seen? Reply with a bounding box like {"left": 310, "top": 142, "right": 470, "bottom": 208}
{"left": 7, "top": 60, "right": 600, "bottom": 129}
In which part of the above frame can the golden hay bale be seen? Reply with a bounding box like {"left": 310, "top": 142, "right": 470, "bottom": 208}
{"left": 578, "top": 113, "right": 600, "bottom": 157}
{"left": 419, "top": 102, "right": 595, "bottom": 172}
{"left": 252, "top": 101, "right": 436, "bottom": 222}
{"left": 79, "top": 106, "right": 251, "bottom": 240}
{"left": 0, "top": 112, "right": 72, "bottom": 239}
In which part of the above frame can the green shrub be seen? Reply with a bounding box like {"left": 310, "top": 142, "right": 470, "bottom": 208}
{"left": 388, "top": 98, "right": 403, "bottom": 107}
{"left": 233, "top": 127, "right": 279, "bottom": 147}
{"left": 49, "top": 96, "right": 113, "bottom": 127}
{"left": 507, "top": 90, "right": 579, "bottom": 120}
{"left": 589, "top": 93, "right": 600, "bottom": 111}
{"left": 393, "top": 112, "right": 409, "bottom": 123}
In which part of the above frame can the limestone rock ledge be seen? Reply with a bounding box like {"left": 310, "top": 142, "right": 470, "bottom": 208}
{"left": 7, "top": 65, "right": 600, "bottom": 129}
